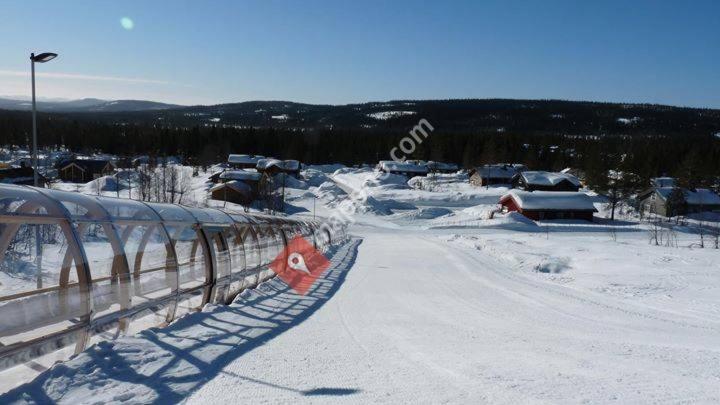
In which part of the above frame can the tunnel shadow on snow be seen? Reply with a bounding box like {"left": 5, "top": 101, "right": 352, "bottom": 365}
{"left": 2, "top": 239, "right": 363, "bottom": 404}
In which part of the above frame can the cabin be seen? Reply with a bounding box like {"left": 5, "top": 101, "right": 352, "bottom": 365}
{"left": 0, "top": 165, "right": 48, "bottom": 186}
{"left": 210, "top": 180, "right": 258, "bottom": 206}
{"left": 228, "top": 154, "right": 265, "bottom": 169}
{"left": 512, "top": 171, "right": 581, "bottom": 192}
{"left": 470, "top": 164, "right": 526, "bottom": 186}
{"left": 256, "top": 159, "right": 300, "bottom": 177}
{"left": 499, "top": 190, "right": 597, "bottom": 221}
{"left": 637, "top": 187, "right": 720, "bottom": 217}
{"left": 58, "top": 159, "right": 116, "bottom": 183}
{"left": 377, "top": 160, "right": 429, "bottom": 177}
{"left": 426, "top": 161, "right": 459, "bottom": 174}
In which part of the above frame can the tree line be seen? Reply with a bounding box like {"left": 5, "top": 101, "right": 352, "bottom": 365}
{"left": 1, "top": 108, "right": 718, "bottom": 193}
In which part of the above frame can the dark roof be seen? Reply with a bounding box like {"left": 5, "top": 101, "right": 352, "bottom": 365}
{"left": 60, "top": 159, "right": 115, "bottom": 172}
{"left": 0, "top": 166, "right": 47, "bottom": 184}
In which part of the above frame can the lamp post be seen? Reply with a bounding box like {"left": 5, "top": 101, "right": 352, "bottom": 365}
{"left": 30, "top": 52, "right": 57, "bottom": 289}
{"left": 30, "top": 52, "right": 58, "bottom": 187}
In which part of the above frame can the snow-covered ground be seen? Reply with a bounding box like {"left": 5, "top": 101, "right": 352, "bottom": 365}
{"left": 3, "top": 166, "right": 720, "bottom": 403}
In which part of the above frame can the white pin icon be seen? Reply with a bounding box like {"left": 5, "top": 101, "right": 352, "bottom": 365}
{"left": 287, "top": 252, "right": 310, "bottom": 274}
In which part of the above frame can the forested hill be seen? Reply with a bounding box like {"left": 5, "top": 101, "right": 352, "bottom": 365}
{"left": 2, "top": 98, "right": 720, "bottom": 137}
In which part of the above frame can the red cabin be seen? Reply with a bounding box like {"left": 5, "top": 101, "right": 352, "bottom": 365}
{"left": 499, "top": 190, "right": 597, "bottom": 221}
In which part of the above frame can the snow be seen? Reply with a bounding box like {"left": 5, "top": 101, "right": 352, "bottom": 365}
{"left": 654, "top": 187, "right": 720, "bottom": 205}
{"left": 366, "top": 111, "right": 416, "bottom": 120}
{"left": 617, "top": 117, "right": 641, "bottom": 124}
{"left": 4, "top": 164, "right": 720, "bottom": 403}
{"left": 377, "top": 160, "right": 428, "bottom": 174}
{"left": 474, "top": 164, "right": 524, "bottom": 180}
{"left": 227, "top": 154, "right": 264, "bottom": 165}
{"left": 218, "top": 170, "right": 262, "bottom": 182}
{"left": 271, "top": 114, "right": 289, "bottom": 120}
{"left": 502, "top": 190, "right": 598, "bottom": 211}
{"left": 519, "top": 171, "right": 581, "bottom": 187}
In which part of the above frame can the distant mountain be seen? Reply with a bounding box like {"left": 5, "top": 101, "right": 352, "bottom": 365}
{"left": 0, "top": 97, "right": 181, "bottom": 112}
{"left": 1, "top": 97, "right": 719, "bottom": 137}
{"left": 49, "top": 98, "right": 720, "bottom": 137}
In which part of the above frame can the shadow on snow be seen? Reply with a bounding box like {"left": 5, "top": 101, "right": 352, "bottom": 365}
{"left": 3, "top": 239, "right": 363, "bottom": 404}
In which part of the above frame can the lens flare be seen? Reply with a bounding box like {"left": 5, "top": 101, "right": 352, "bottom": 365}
{"left": 120, "top": 17, "right": 134, "bottom": 30}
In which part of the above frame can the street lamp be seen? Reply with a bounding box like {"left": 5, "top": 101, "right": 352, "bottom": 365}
{"left": 30, "top": 52, "right": 58, "bottom": 187}
{"left": 29, "top": 52, "right": 57, "bottom": 289}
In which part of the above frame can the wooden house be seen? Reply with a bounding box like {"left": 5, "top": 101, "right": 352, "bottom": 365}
{"left": 512, "top": 171, "right": 581, "bottom": 192}
{"left": 500, "top": 190, "right": 597, "bottom": 221}
{"left": 470, "top": 164, "right": 526, "bottom": 186}
{"left": 377, "top": 160, "right": 429, "bottom": 177}
{"left": 638, "top": 187, "right": 720, "bottom": 217}
{"left": 58, "top": 159, "right": 116, "bottom": 183}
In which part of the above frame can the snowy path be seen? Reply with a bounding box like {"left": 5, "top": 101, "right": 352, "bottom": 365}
{"left": 187, "top": 228, "right": 720, "bottom": 404}
{"left": 4, "top": 227, "right": 720, "bottom": 403}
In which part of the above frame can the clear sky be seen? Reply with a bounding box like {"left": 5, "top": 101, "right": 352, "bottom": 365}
{"left": 1, "top": 0, "right": 719, "bottom": 107}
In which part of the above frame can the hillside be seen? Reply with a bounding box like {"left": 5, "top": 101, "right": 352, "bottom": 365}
{"left": 2, "top": 98, "right": 720, "bottom": 136}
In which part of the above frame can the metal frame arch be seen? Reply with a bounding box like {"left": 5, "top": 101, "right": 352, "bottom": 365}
{"left": 30, "top": 187, "right": 95, "bottom": 353}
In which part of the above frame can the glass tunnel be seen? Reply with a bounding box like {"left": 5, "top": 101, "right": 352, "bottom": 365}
{"left": 0, "top": 183, "right": 342, "bottom": 381}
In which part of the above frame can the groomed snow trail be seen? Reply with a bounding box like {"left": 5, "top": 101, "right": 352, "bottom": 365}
{"left": 5, "top": 228, "right": 719, "bottom": 404}
{"left": 187, "top": 228, "right": 720, "bottom": 404}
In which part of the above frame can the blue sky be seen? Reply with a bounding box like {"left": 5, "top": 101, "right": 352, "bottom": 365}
{"left": 1, "top": 0, "right": 719, "bottom": 107}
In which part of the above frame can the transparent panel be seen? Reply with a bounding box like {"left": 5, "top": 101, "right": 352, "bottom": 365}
{"left": 0, "top": 222, "right": 88, "bottom": 377}
{"left": 0, "top": 185, "right": 61, "bottom": 216}
{"left": 144, "top": 202, "right": 195, "bottom": 223}
{"left": 96, "top": 197, "right": 161, "bottom": 221}
{"left": 116, "top": 224, "right": 176, "bottom": 325}
{"left": 185, "top": 207, "right": 234, "bottom": 225}
{"left": 167, "top": 225, "right": 209, "bottom": 315}
{"left": 38, "top": 189, "right": 109, "bottom": 221}
{"left": 77, "top": 223, "right": 124, "bottom": 319}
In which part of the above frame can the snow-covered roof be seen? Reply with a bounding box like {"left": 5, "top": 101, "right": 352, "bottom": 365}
{"left": 520, "top": 171, "right": 581, "bottom": 187}
{"left": 426, "top": 161, "right": 459, "bottom": 171}
{"left": 652, "top": 177, "right": 675, "bottom": 188}
{"left": 655, "top": 187, "right": 720, "bottom": 205}
{"left": 501, "top": 190, "right": 597, "bottom": 211}
{"left": 228, "top": 154, "right": 265, "bottom": 165}
{"left": 210, "top": 180, "right": 252, "bottom": 194}
{"left": 256, "top": 158, "right": 300, "bottom": 171}
{"left": 378, "top": 160, "right": 429, "bottom": 174}
{"left": 219, "top": 170, "right": 262, "bottom": 182}
{"left": 476, "top": 164, "right": 523, "bottom": 179}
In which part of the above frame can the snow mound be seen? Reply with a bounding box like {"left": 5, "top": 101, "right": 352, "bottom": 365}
{"left": 397, "top": 207, "right": 453, "bottom": 220}
{"left": 302, "top": 169, "right": 330, "bottom": 187}
{"left": 273, "top": 174, "right": 307, "bottom": 189}
{"left": 83, "top": 176, "right": 124, "bottom": 192}
{"left": 365, "top": 172, "right": 409, "bottom": 189}
{"left": 337, "top": 195, "right": 415, "bottom": 216}
{"left": 461, "top": 204, "right": 501, "bottom": 219}
{"left": 307, "top": 164, "right": 346, "bottom": 174}
{"left": 315, "top": 181, "right": 346, "bottom": 202}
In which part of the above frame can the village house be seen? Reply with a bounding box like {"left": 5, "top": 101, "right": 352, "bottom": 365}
{"left": 469, "top": 164, "right": 526, "bottom": 186}
{"left": 637, "top": 187, "right": 720, "bottom": 217}
{"left": 512, "top": 171, "right": 581, "bottom": 192}
{"left": 0, "top": 164, "right": 48, "bottom": 186}
{"left": 377, "top": 160, "right": 429, "bottom": 177}
{"left": 210, "top": 180, "right": 258, "bottom": 206}
{"left": 228, "top": 154, "right": 265, "bottom": 169}
{"left": 57, "top": 159, "right": 116, "bottom": 183}
{"left": 426, "top": 161, "right": 459, "bottom": 174}
{"left": 255, "top": 158, "right": 301, "bottom": 177}
{"left": 499, "top": 190, "right": 597, "bottom": 221}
